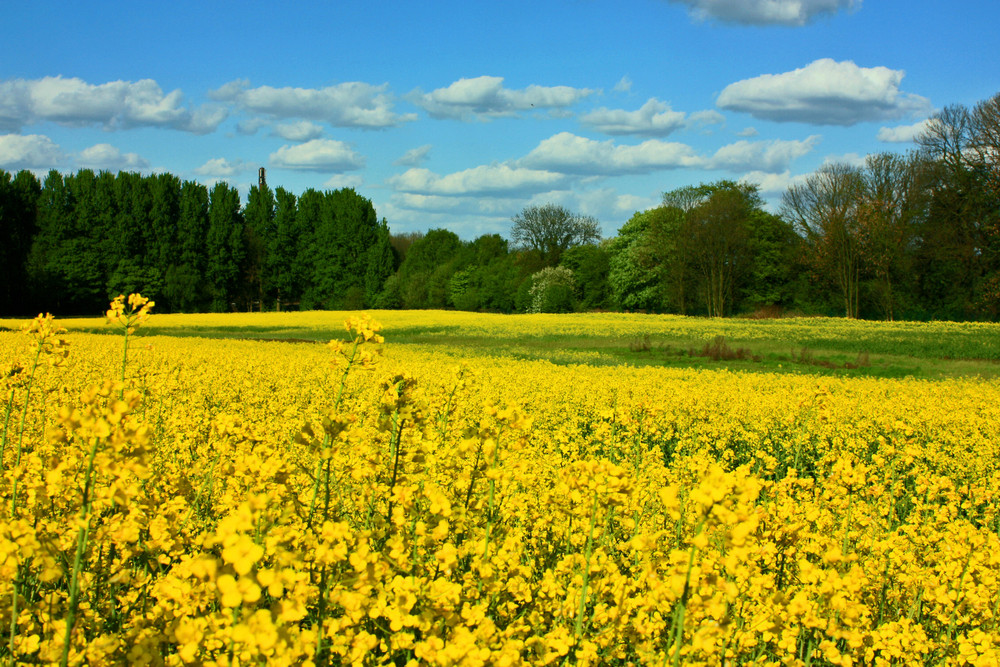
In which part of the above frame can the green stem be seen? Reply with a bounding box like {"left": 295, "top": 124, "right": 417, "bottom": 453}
{"left": 322, "top": 451, "right": 334, "bottom": 523}
{"left": 305, "top": 434, "right": 331, "bottom": 531}
{"left": 946, "top": 549, "right": 974, "bottom": 641}
{"left": 480, "top": 430, "right": 504, "bottom": 559}
{"left": 333, "top": 338, "right": 360, "bottom": 410}
{"left": 8, "top": 562, "right": 22, "bottom": 663}
{"left": 670, "top": 523, "right": 702, "bottom": 667}
{"left": 60, "top": 436, "right": 101, "bottom": 667}
{"left": 0, "top": 387, "right": 16, "bottom": 468}
{"left": 15, "top": 341, "right": 43, "bottom": 461}
{"left": 313, "top": 566, "right": 329, "bottom": 666}
{"left": 120, "top": 328, "right": 130, "bottom": 400}
{"left": 574, "top": 491, "right": 601, "bottom": 641}
{"left": 841, "top": 488, "right": 854, "bottom": 557}
{"left": 8, "top": 341, "right": 43, "bottom": 514}
{"left": 437, "top": 381, "right": 461, "bottom": 439}
{"left": 385, "top": 412, "right": 406, "bottom": 527}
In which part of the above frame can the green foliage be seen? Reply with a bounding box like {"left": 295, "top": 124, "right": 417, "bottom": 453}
{"left": 206, "top": 182, "right": 245, "bottom": 312}
{"left": 561, "top": 244, "right": 611, "bottom": 311}
{"left": 3, "top": 87, "right": 1000, "bottom": 326}
{"left": 449, "top": 269, "right": 479, "bottom": 311}
{"left": 511, "top": 203, "right": 601, "bottom": 266}
{"left": 741, "top": 210, "right": 800, "bottom": 311}
{"left": 0, "top": 169, "right": 40, "bottom": 314}
{"left": 528, "top": 266, "right": 576, "bottom": 313}
{"left": 397, "top": 229, "right": 464, "bottom": 309}
{"left": 608, "top": 207, "right": 684, "bottom": 313}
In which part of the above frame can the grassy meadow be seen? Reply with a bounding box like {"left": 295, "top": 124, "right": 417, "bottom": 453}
{"left": 1, "top": 305, "right": 999, "bottom": 665}
{"left": 6, "top": 309, "right": 999, "bottom": 379}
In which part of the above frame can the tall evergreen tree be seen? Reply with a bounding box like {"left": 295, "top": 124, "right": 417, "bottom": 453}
{"left": 366, "top": 218, "right": 395, "bottom": 307}
{"left": 242, "top": 184, "right": 276, "bottom": 309}
{"left": 0, "top": 170, "right": 41, "bottom": 314}
{"left": 206, "top": 182, "right": 245, "bottom": 312}
{"left": 161, "top": 180, "right": 210, "bottom": 311}
{"left": 143, "top": 173, "right": 181, "bottom": 299}
{"left": 310, "top": 188, "right": 385, "bottom": 308}
{"left": 271, "top": 187, "right": 301, "bottom": 308}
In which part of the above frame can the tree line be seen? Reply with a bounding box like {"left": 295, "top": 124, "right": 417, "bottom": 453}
{"left": 0, "top": 170, "right": 393, "bottom": 315}
{"left": 1, "top": 91, "right": 998, "bottom": 320}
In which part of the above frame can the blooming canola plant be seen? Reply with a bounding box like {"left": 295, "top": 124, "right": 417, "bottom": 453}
{"left": 1, "top": 300, "right": 999, "bottom": 665}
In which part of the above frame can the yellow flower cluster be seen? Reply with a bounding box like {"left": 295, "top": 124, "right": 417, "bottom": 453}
{"left": 1, "top": 303, "right": 999, "bottom": 665}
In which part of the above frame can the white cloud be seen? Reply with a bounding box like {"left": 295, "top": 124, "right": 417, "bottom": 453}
{"left": 236, "top": 117, "right": 269, "bottom": 135}
{"left": 877, "top": 118, "right": 932, "bottom": 143}
{"left": 689, "top": 110, "right": 726, "bottom": 127}
{"left": 717, "top": 58, "right": 931, "bottom": 126}
{"left": 821, "top": 151, "right": 867, "bottom": 168}
{"left": 392, "top": 193, "right": 463, "bottom": 211}
{"left": 709, "top": 135, "right": 820, "bottom": 172}
{"left": 0, "top": 133, "right": 63, "bottom": 169}
{"left": 527, "top": 187, "right": 659, "bottom": 231}
{"left": 519, "top": 132, "right": 704, "bottom": 175}
{"left": 394, "top": 144, "right": 432, "bottom": 167}
{"left": 194, "top": 157, "right": 250, "bottom": 178}
{"left": 668, "top": 0, "right": 861, "bottom": 26}
{"left": 0, "top": 76, "right": 226, "bottom": 133}
{"left": 186, "top": 105, "right": 229, "bottom": 134}
{"left": 613, "top": 76, "right": 633, "bottom": 94}
{"left": 269, "top": 139, "right": 365, "bottom": 171}
{"left": 580, "top": 99, "right": 687, "bottom": 137}
{"left": 381, "top": 197, "right": 514, "bottom": 237}
{"left": 412, "top": 76, "right": 595, "bottom": 120}
{"left": 212, "top": 79, "right": 416, "bottom": 129}
{"left": 736, "top": 127, "right": 760, "bottom": 137}
{"left": 739, "top": 170, "right": 810, "bottom": 195}
{"left": 388, "top": 164, "right": 569, "bottom": 197}
{"left": 76, "top": 143, "right": 150, "bottom": 171}
{"left": 272, "top": 120, "right": 324, "bottom": 142}
{"left": 322, "top": 174, "right": 365, "bottom": 190}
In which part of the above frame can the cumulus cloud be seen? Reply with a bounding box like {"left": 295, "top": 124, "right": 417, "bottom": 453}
{"left": 322, "top": 174, "right": 365, "bottom": 190}
{"left": 394, "top": 144, "right": 432, "bottom": 167}
{"left": 392, "top": 192, "right": 464, "bottom": 211}
{"left": 0, "top": 76, "right": 226, "bottom": 133}
{"left": 411, "top": 76, "right": 595, "bottom": 120}
{"left": 877, "top": 118, "right": 932, "bottom": 143}
{"left": 76, "top": 143, "right": 150, "bottom": 171}
{"left": 194, "top": 157, "right": 250, "bottom": 178}
{"left": 388, "top": 164, "right": 570, "bottom": 197}
{"left": 821, "top": 152, "right": 867, "bottom": 168}
{"left": 528, "top": 187, "right": 658, "bottom": 226}
{"left": 667, "top": 0, "right": 861, "bottom": 26}
{"left": 269, "top": 139, "right": 365, "bottom": 171}
{"left": 272, "top": 120, "right": 324, "bottom": 141}
{"left": 236, "top": 117, "right": 269, "bottom": 135}
{"left": 0, "top": 133, "right": 63, "bottom": 169}
{"left": 689, "top": 110, "right": 726, "bottom": 128}
{"left": 519, "top": 132, "right": 704, "bottom": 175}
{"left": 739, "top": 170, "right": 810, "bottom": 195}
{"left": 717, "top": 59, "right": 931, "bottom": 126}
{"left": 736, "top": 127, "right": 760, "bottom": 137}
{"left": 709, "top": 135, "right": 820, "bottom": 172}
{"left": 580, "top": 99, "right": 687, "bottom": 137}
{"left": 613, "top": 76, "right": 633, "bottom": 94}
{"left": 211, "top": 79, "right": 416, "bottom": 129}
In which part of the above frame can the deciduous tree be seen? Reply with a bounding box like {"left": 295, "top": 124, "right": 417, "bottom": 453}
{"left": 510, "top": 203, "right": 600, "bottom": 266}
{"left": 782, "top": 163, "right": 864, "bottom": 318}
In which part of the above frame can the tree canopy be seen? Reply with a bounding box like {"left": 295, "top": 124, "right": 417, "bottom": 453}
{"left": 3, "top": 88, "right": 1000, "bottom": 321}
{"left": 510, "top": 203, "right": 601, "bottom": 266}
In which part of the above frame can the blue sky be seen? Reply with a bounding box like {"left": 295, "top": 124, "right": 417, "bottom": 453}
{"left": 2, "top": 0, "right": 998, "bottom": 239}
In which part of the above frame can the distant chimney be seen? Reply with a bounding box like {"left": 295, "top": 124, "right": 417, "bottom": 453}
{"left": 258, "top": 167, "right": 267, "bottom": 190}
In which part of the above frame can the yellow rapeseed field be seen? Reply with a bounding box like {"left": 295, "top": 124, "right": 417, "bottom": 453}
{"left": 1, "top": 298, "right": 999, "bottom": 665}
